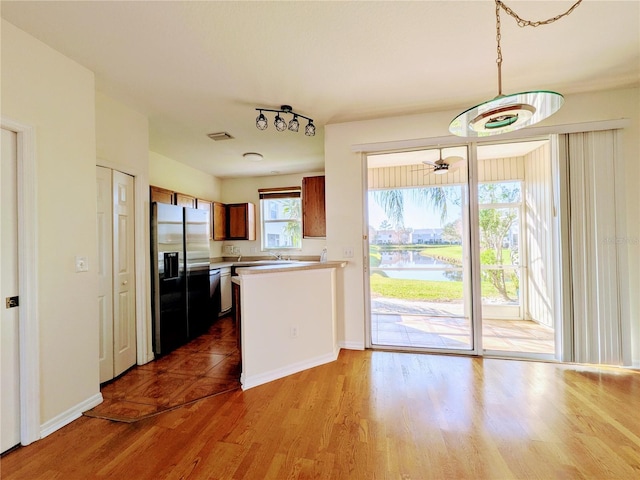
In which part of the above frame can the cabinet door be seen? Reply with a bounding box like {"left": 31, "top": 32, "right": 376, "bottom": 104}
{"left": 213, "top": 202, "right": 227, "bottom": 241}
{"left": 196, "top": 199, "right": 213, "bottom": 240}
{"left": 302, "top": 176, "right": 326, "bottom": 238}
{"left": 175, "top": 193, "right": 196, "bottom": 208}
{"left": 227, "top": 203, "right": 256, "bottom": 240}
{"left": 150, "top": 186, "right": 174, "bottom": 204}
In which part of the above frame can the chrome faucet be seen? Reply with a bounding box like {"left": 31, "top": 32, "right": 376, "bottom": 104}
{"left": 268, "top": 251, "right": 282, "bottom": 260}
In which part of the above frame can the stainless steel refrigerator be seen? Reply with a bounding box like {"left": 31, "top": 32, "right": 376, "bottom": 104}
{"left": 151, "top": 203, "right": 211, "bottom": 355}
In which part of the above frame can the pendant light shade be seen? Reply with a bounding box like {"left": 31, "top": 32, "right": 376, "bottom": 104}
{"left": 449, "top": 91, "right": 564, "bottom": 137}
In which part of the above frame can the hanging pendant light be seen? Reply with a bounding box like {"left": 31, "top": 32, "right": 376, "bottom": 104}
{"left": 449, "top": 0, "right": 582, "bottom": 137}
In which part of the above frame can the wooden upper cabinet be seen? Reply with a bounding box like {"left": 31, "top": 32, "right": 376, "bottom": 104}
{"left": 196, "top": 199, "right": 213, "bottom": 240}
{"left": 213, "top": 202, "right": 227, "bottom": 241}
{"left": 150, "top": 186, "right": 174, "bottom": 205}
{"left": 302, "top": 175, "right": 326, "bottom": 238}
{"left": 175, "top": 193, "right": 196, "bottom": 208}
{"left": 227, "top": 203, "right": 256, "bottom": 241}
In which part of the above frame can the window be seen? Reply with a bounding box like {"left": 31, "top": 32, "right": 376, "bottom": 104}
{"left": 259, "top": 187, "right": 302, "bottom": 250}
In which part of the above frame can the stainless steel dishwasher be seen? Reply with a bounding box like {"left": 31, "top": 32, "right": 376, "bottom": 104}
{"left": 209, "top": 268, "right": 221, "bottom": 319}
{"left": 219, "top": 266, "right": 232, "bottom": 315}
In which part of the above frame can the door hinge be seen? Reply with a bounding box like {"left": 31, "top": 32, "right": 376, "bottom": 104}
{"left": 6, "top": 296, "right": 19, "bottom": 309}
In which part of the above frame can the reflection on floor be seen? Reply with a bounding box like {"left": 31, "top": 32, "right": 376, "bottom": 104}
{"left": 372, "top": 313, "right": 554, "bottom": 354}
{"left": 84, "top": 315, "right": 241, "bottom": 423}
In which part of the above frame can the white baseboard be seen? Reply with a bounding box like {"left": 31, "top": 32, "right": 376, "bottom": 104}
{"left": 241, "top": 351, "right": 339, "bottom": 390}
{"left": 40, "top": 392, "right": 103, "bottom": 438}
{"left": 338, "top": 340, "right": 365, "bottom": 350}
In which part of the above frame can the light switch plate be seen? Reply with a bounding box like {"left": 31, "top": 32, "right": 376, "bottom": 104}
{"left": 343, "top": 247, "right": 354, "bottom": 258}
{"left": 75, "top": 255, "right": 89, "bottom": 272}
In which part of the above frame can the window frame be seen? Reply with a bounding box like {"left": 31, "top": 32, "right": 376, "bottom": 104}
{"left": 258, "top": 186, "right": 302, "bottom": 251}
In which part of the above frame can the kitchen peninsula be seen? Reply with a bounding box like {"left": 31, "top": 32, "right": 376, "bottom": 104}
{"left": 232, "top": 261, "right": 346, "bottom": 389}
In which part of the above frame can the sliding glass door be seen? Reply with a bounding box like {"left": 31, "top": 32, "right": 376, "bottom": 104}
{"left": 366, "top": 146, "right": 475, "bottom": 353}
{"left": 366, "top": 139, "right": 558, "bottom": 359}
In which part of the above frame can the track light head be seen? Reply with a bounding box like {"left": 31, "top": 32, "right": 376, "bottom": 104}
{"left": 274, "top": 113, "right": 287, "bottom": 131}
{"left": 288, "top": 115, "right": 300, "bottom": 132}
{"left": 305, "top": 120, "right": 316, "bottom": 137}
{"left": 256, "top": 111, "right": 268, "bottom": 130}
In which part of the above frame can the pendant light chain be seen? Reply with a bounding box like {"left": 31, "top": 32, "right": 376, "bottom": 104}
{"left": 494, "top": 0, "right": 583, "bottom": 96}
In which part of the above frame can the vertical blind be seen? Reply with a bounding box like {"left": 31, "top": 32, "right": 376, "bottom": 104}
{"left": 566, "top": 130, "right": 627, "bottom": 365}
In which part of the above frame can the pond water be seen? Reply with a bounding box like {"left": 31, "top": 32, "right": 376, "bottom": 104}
{"left": 373, "top": 250, "right": 462, "bottom": 282}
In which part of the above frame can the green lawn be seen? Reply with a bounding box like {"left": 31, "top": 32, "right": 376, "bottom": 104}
{"left": 369, "top": 273, "right": 518, "bottom": 302}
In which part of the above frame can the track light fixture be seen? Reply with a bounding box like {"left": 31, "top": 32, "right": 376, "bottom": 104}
{"left": 449, "top": 0, "right": 583, "bottom": 137}
{"left": 255, "top": 105, "right": 316, "bottom": 136}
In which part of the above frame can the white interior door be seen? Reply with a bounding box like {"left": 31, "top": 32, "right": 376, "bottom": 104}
{"left": 97, "top": 166, "right": 114, "bottom": 382}
{"left": 112, "top": 170, "right": 136, "bottom": 377}
{"left": 1, "top": 127, "right": 21, "bottom": 452}
{"left": 96, "top": 167, "right": 136, "bottom": 383}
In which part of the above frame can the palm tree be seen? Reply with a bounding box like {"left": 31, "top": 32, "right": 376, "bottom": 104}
{"left": 281, "top": 199, "right": 301, "bottom": 246}
{"left": 371, "top": 186, "right": 455, "bottom": 228}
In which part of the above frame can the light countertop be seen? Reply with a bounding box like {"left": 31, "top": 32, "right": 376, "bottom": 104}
{"left": 231, "top": 261, "right": 347, "bottom": 280}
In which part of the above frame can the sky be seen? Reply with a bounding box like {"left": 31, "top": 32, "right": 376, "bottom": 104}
{"left": 367, "top": 189, "right": 462, "bottom": 230}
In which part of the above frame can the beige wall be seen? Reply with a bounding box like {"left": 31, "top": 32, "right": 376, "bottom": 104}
{"left": 325, "top": 87, "right": 640, "bottom": 364}
{"left": 221, "top": 172, "right": 326, "bottom": 257}
{"left": 149, "top": 150, "right": 223, "bottom": 257}
{"left": 1, "top": 20, "right": 99, "bottom": 423}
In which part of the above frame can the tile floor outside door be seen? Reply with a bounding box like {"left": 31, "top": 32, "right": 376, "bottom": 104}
{"left": 371, "top": 298, "right": 554, "bottom": 354}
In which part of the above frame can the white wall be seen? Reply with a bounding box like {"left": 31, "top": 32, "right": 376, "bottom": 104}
{"left": 1, "top": 20, "right": 100, "bottom": 423}
{"left": 149, "top": 150, "right": 223, "bottom": 257}
{"left": 221, "top": 172, "right": 326, "bottom": 257}
{"left": 325, "top": 87, "right": 640, "bottom": 365}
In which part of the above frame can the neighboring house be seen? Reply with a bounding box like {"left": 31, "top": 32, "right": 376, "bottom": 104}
{"left": 412, "top": 228, "right": 444, "bottom": 244}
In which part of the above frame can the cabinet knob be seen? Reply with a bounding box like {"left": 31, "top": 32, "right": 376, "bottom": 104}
{"left": 122, "top": 280, "right": 128, "bottom": 285}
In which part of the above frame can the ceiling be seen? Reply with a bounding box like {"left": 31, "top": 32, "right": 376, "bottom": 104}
{"left": 2, "top": 1, "right": 638, "bottom": 178}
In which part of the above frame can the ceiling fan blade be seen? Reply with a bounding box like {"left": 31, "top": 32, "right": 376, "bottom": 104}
{"left": 442, "top": 155, "right": 465, "bottom": 166}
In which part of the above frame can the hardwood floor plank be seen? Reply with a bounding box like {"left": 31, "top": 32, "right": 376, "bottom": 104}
{"left": 2, "top": 350, "right": 640, "bottom": 479}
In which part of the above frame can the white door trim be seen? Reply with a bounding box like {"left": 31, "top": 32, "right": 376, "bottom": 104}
{"left": 1, "top": 117, "right": 40, "bottom": 446}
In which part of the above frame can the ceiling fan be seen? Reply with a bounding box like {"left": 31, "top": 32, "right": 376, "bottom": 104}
{"left": 413, "top": 148, "right": 464, "bottom": 176}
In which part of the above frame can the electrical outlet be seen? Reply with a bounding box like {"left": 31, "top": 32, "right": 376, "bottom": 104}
{"left": 290, "top": 326, "right": 298, "bottom": 338}
{"left": 343, "top": 246, "right": 354, "bottom": 258}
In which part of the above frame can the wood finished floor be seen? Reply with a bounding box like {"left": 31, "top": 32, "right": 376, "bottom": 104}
{"left": 2, "top": 350, "right": 640, "bottom": 479}
{"left": 84, "top": 315, "right": 241, "bottom": 422}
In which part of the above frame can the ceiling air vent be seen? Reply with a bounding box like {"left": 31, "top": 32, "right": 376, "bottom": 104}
{"left": 207, "top": 131, "right": 234, "bottom": 141}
